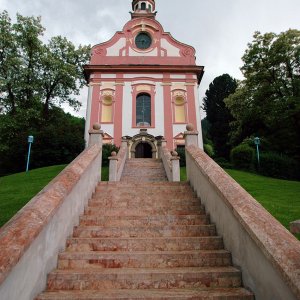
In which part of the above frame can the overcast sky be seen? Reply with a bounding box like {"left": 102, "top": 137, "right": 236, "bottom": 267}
{"left": 1, "top": 0, "right": 299, "bottom": 118}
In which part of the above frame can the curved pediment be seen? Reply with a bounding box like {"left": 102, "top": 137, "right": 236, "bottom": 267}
{"left": 90, "top": 18, "right": 196, "bottom": 66}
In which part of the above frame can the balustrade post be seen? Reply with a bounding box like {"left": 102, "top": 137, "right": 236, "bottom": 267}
{"left": 88, "top": 124, "right": 104, "bottom": 147}
{"left": 109, "top": 151, "right": 118, "bottom": 182}
{"left": 121, "top": 137, "right": 129, "bottom": 159}
{"left": 171, "top": 151, "right": 180, "bottom": 182}
{"left": 184, "top": 123, "right": 199, "bottom": 147}
{"left": 184, "top": 124, "right": 199, "bottom": 182}
{"left": 157, "top": 138, "right": 167, "bottom": 159}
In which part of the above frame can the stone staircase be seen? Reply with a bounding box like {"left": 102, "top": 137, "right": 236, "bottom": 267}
{"left": 36, "top": 159, "right": 254, "bottom": 299}
{"left": 121, "top": 158, "right": 168, "bottom": 182}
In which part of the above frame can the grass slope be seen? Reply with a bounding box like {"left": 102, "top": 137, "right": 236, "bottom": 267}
{"left": 225, "top": 169, "right": 300, "bottom": 231}
{"left": 0, "top": 165, "right": 66, "bottom": 227}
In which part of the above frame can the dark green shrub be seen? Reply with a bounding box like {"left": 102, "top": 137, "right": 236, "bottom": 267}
{"left": 102, "top": 144, "right": 119, "bottom": 167}
{"left": 204, "top": 144, "right": 215, "bottom": 158}
{"left": 230, "top": 144, "right": 255, "bottom": 170}
{"left": 258, "top": 152, "right": 300, "bottom": 180}
{"left": 176, "top": 147, "right": 186, "bottom": 167}
{"left": 214, "top": 157, "right": 233, "bottom": 169}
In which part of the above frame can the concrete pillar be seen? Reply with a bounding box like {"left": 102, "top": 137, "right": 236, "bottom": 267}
{"left": 88, "top": 124, "right": 104, "bottom": 147}
{"left": 88, "top": 124, "right": 104, "bottom": 182}
{"left": 171, "top": 151, "right": 180, "bottom": 182}
{"left": 109, "top": 151, "right": 118, "bottom": 182}
{"left": 157, "top": 138, "right": 167, "bottom": 159}
{"left": 121, "top": 138, "right": 129, "bottom": 159}
{"left": 184, "top": 123, "right": 199, "bottom": 147}
{"left": 184, "top": 124, "right": 199, "bottom": 182}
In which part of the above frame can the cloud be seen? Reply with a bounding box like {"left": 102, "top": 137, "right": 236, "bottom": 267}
{"left": 1, "top": 0, "right": 300, "bottom": 118}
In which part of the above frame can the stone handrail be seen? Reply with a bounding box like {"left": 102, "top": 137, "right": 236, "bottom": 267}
{"left": 109, "top": 139, "right": 128, "bottom": 182}
{"left": 0, "top": 125, "right": 103, "bottom": 300}
{"left": 184, "top": 125, "right": 300, "bottom": 300}
{"left": 160, "top": 143, "right": 180, "bottom": 182}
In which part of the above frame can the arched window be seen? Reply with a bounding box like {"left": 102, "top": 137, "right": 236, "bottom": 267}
{"left": 141, "top": 2, "right": 146, "bottom": 10}
{"left": 136, "top": 93, "right": 151, "bottom": 126}
{"left": 101, "top": 95, "right": 113, "bottom": 123}
{"left": 149, "top": 4, "right": 152, "bottom": 11}
{"left": 174, "top": 96, "right": 186, "bottom": 123}
{"left": 135, "top": 4, "right": 138, "bottom": 10}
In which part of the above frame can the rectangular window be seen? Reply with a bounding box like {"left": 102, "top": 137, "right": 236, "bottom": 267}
{"left": 136, "top": 93, "right": 151, "bottom": 126}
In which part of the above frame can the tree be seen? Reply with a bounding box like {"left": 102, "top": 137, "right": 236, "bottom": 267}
{"left": 203, "top": 74, "right": 237, "bottom": 158}
{"left": 225, "top": 29, "right": 300, "bottom": 159}
{"left": 0, "top": 11, "right": 91, "bottom": 176}
{"left": 0, "top": 11, "right": 91, "bottom": 117}
{"left": 0, "top": 107, "right": 85, "bottom": 176}
{"left": 40, "top": 36, "right": 90, "bottom": 117}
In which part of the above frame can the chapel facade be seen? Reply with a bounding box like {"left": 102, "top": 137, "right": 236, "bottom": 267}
{"left": 84, "top": 0, "right": 204, "bottom": 158}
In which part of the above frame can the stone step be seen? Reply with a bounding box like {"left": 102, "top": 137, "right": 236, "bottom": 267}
{"left": 94, "top": 195, "right": 196, "bottom": 201}
{"left": 87, "top": 200, "right": 201, "bottom": 210}
{"left": 96, "top": 183, "right": 191, "bottom": 191}
{"left": 66, "top": 236, "right": 224, "bottom": 252}
{"left": 121, "top": 169, "right": 166, "bottom": 172}
{"left": 93, "top": 190, "right": 196, "bottom": 198}
{"left": 121, "top": 178, "right": 168, "bottom": 182}
{"left": 121, "top": 159, "right": 168, "bottom": 182}
{"left": 79, "top": 214, "right": 210, "bottom": 227}
{"left": 84, "top": 207, "right": 206, "bottom": 216}
{"left": 121, "top": 171, "right": 167, "bottom": 175}
{"left": 36, "top": 288, "right": 254, "bottom": 300}
{"left": 46, "top": 267, "right": 242, "bottom": 291}
{"left": 124, "top": 162, "right": 164, "bottom": 165}
{"left": 58, "top": 250, "right": 232, "bottom": 269}
{"left": 73, "top": 225, "right": 216, "bottom": 238}
{"left": 98, "top": 182, "right": 190, "bottom": 188}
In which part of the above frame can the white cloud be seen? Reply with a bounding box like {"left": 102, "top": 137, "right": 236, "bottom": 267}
{"left": 1, "top": 0, "right": 300, "bottom": 118}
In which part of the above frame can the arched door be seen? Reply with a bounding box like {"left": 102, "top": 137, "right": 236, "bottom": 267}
{"left": 135, "top": 142, "right": 153, "bottom": 158}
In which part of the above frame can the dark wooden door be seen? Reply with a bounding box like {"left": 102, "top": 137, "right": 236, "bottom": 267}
{"left": 135, "top": 143, "right": 152, "bottom": 158}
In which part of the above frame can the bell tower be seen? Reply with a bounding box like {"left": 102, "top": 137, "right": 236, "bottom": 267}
{"left": 131, "top": 0, "right": 157, "bottom": 19}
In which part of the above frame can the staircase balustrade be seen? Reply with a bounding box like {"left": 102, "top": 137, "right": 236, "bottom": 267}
{"left": 0, "top": 124, "right": 104, "bottom": 300}
{"left": 184, "top": 124, "right": 300, "bottom": 300}
{"left": 159, "top": 139, "right": 180, "bottom": 182}
{"left": 109, "top": 138, "right": 128, "bottom": 182}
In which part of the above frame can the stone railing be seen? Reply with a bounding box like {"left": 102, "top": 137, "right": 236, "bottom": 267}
{"left": 158, "top": 138, "right": 180, "bottom": 182}
{"left": 0, "top": 124, "right": 104, "bottom": 300}
{"left": 109, "top": 138, "right": 128, "bottom": 182}
{"left": 184, "top": 124, "right": 300, "bottom": 300}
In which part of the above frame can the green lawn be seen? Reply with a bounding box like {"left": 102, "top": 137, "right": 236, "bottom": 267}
{"left": 0, "top": 165, "right": 110, "bottom": 228}
{"left": 102, "top": 166, "right": 109, "bottom": 181}
{"left": 0, "top": 165, "right": 66, "bottom": 227}
{"left": 225, "top": 169, "right": 300, "bottom": 231}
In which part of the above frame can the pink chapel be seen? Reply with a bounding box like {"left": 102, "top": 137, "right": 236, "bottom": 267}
{"left": 84, "top": 0, "right": 204, "bottom": 157}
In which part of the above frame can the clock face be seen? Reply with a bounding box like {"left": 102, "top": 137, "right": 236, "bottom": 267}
{"left": 135, "top": 32, "right": 152, "bottom": 49}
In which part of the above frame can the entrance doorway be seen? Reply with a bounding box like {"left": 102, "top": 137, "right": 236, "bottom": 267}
{"left": 135, "top": 142, "right": 153, "bottom": 158}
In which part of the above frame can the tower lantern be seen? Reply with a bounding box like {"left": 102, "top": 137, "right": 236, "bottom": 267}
{"left": 131, "top": 0, "right": 156, "bottom": 19}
